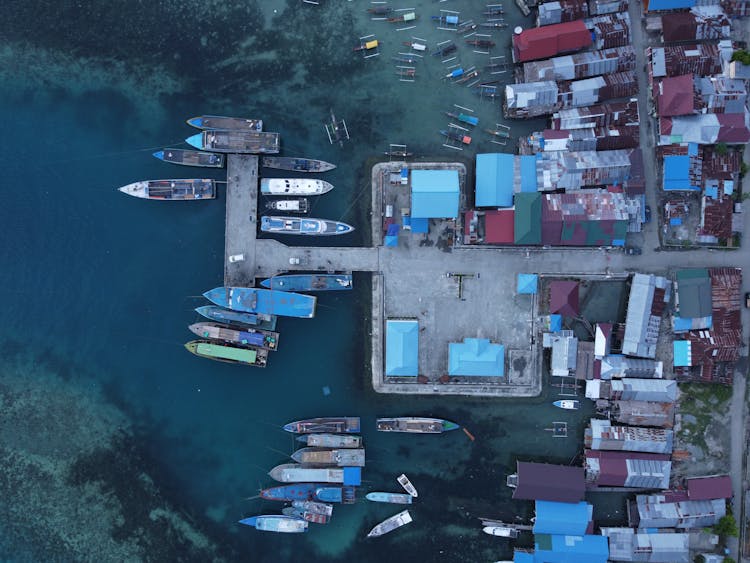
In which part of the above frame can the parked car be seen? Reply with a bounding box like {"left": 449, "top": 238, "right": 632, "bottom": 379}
{"left": 644, "top": 205, "right": 652, "bottom": 223}
{"left": 625, "top": 246, "right": 642, "bottom": 256}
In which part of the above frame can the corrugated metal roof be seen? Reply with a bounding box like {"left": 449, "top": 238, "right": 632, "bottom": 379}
{"left": 385, "top": 319, "right": 419, "bottom": 376}
{"left": 514, "top": 461, "right": 586, "bottom": 502}
{"left": 537, "top": 534, "right": 610, "bottom": 562}
{"left": 533, "top": 501, "right": 592, "bottom": 535}
{"left": 514, "top": 193, "right": 542, "bottom": 244}
{"left": 475, "top": 153, "right": 515, "bottom": 207}
{"left": 599, "top": 355, "right": 663, "bottom": 379}
{"left": 635, "top": 495, "right": 726, "bottom": 528}
{"left": 686, "top": 475, "right": 732, "bottom": 500}
{"left": 601, "top": 527, "right": 689, "bottom": 562}
{"left": 522, "top": 46, "right": 636, "bottom": 83}
{"left": 647, "top": 0, "right": 695, "bottom": 11}
{"left": 610, "top": 378, "right": 677, "bottom": 402}
{"left": 411, "top": 169, "right": 459, "bottom": 219}
{"left": 551, "top": 333, "right": 578, "bottom": 375}
{"left": 649, "top": 43, "right": 727, "bottom": 78}
{"left": 586, "top": 418, "right": 674, "bottom": 453}
{"left": 517, "top": 273, "right": 539, "bottom": 294}
{"left": 611, "top": 400, "right": 676, "bottom": 428}
{"left": 513, "top": 20, "right": 592, "bottom": 63}
{"left": 659, "top": 112, "right": 750, "bottom": 145}
{"left": 623, "top": 274, "right": 670, "bottom": 359}
{"left": 584, "top": 450, "right": 671, "bottom": 488}
{"left": 484, "top": 210, "right": 515, "bottom": 244}
{"left": 448, "top": 338, "right": 505, "bottom": 376}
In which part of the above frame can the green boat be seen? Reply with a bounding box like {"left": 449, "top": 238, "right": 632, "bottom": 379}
{"left": 184, "top": 339, "right": 268, "bottom": 367}
{"left": 375, "top": 417, "right": 460, "bottom": 434}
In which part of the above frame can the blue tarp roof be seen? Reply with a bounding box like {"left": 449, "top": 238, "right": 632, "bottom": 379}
{"left": 725, "top": 180, "right": 735, "bottom": 195}
{"left": 549, "top": 314, "right": 562, "bottom": 332}
{"left": 647, "top": 0, "right": 695, "bottom": 10}
{"left": 705, "top": 185, "right": 718, "bottom": 199}
{"left": 674, "top": 340, "right": 691, "bottom": 367}
{"left": 663, "top": 155, "right": 700, "bottom": 191}
{"left": 411, "top": 169, "right": 459, "bottom": 218}
{"left": 343, "top": 467, "right": 361, "bottom": 486}
{"left": 448, "top": 338, "right": 505, "bottom": 376}
{"left": 534, "top": 501, "right": 591, "bottom": 535}
{"left": 411, "top": 217, "right": 429, "bottom": 233}
{"left": 520, "top": 156, "right": 538, "bottom": 192}
{"left": 385, "top": 320, "right": 419, "bottom": 376}
{"left": 534, "top": 534, "right": 609, "bottom": 563}
{"left": 518, "top": 273, "right": 539, "bottom": 294}
{"left": 476, "top": 153, "right": 514, "bottom": 207}
{"left": 514, "top": 553, "right": 535, "bottom": 563}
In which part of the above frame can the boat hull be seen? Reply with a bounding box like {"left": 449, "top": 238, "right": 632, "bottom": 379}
{"left": 238, "top": 515, "right": 307, "bottom": 533}
{"left": 261, "top": 216, "right": 354, "bottom": 236}
{"left": 152, "top": 149, "right": 225, "bottom": 168}
{"left": 187, "top": 115, "right": 263, "bottom": 131}
{"left": 203, "top": 286, "right": 317, "bottom": 319}
{"left": 260, "top": 274, "right": 353, "bottom": 292}
{"left": 397, "top": 474, "right": 418, "bottom": 497}
{"left": 291, "top": 448, "right": 366, "bottom": 467}
{"left": 261, "top": 157, "right": 336, "bottom": 173}
{"left": 366, "top": 492, "right": 413, "bottom": 504}
{"left": 367, "top": 510, "right": 413, "bottom": 538}
{"left": 184, "top": 340, "right": 267, "bottom": 367}
{"left": 283, "top": 417, "right": 361, "bottom": 434}
{"left": 268, "top": 464, "right": 361, "bottom": 485}
{"left": 260, "top": 178, "right": 334, "bottom": 196}
{"left": 298, "top": 434, "right": 363, "bottom": 448}
{"left": 186, "top": 130, "right": 279, "bottom": 154}
{"left": 376, "top": 417, "right": 460, "bottom": 434}
{"left": 552, "top": 400, "right": 580, "bottom": 410}
{"left": 265, "top": 198, "right": 309, "bottom": 214}
{"left": 118, "top": 179, "right": 216, "bottom": 200}
{"left": 188, "top": 322, "right": 279, "bottom": 351}
{"left": 259, "top": 484, "right": 356, "bottom": 504}
{"left": 194, "top": 305, "right": 277, "bottom": 330}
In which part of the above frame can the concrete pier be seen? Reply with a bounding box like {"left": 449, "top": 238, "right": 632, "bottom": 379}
{"left": 224, "top": 155, "right": 258, "bottom": 287}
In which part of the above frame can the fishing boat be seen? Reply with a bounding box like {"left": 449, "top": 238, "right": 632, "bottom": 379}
{"left": 368, "top": 6, "right": 393, "bottom": 15}
{"left": 384, "top": 149, "right": 413, "bottom": 158}
{"left": 203, "top": 286, "right": 317, "bottom": 319}
{"left": 297, "top": 434, "right": 363, "bottom": 448}
{"left": 185, "top": 130, "right": 280, "bottom": 154}
{"left": 291, "top": 500, "right": 333, "bottom": 516}
{"left": 392, "top": 54, "right": 419, "bottom": 64}
{"left": 194, "top": 305, "right": 276, "bottom": 329}
{"left": 480, "top": 21, "right": 508, "bottom": 29}
{"left": 432, "top": 14, "right": 459, "bottom": 26}
{"left": 432, "top": 42, "right": 457, "bottom": 57}
{"left": 353, "top": 38, "right": 379, "bottom": 52}
{"left": 402, "top": 41, "right": 426, "bottom": 51}
{"left": 444, "top": 111, "right": 479, "bottom": 127}
{"left": 260, "top": 178, "right": 333, "bottom": 196}
{"left": 483, "top": 526, "right": 520, "bottom": 538}
{"left": 440, "top": 129, "right": 472, "bottom": 145}
{"left": 456, "top": 69, "right": 480, "bottom": 84}
{"left": 117, "top": 179, "right": 216, "bottom": 200}
{"left": 184, "top": 340, "right": 268, "bottom": 367}
{"left": 457, "top": 21, "right": 478, "bottom": 33}
{"left": 238, "top": 515, "right": 307, "bottom": 533}
{"left": 260, "top": 274, "right": 353, "bottom": 292}
{"left": 260, "top": 483, "right": 356, "bottom": 504}
{"left": 484, "top": 6, "right": 505, "bottom": 15}
{"left": 186, "top": 115, "right": 263, "bottom": 131}
{"left": 261, "top": 157, "right": 336, "bottom": 173}
{"left": 467, "top": 39, "right": 496, "bottom": 48}
{"left": 283, "top": 417, "right": 361, "bottom": 434}
{"left": 281, "top": 506, "right": 329, "bottom": 524}
{"left": 265, "top": 198, "right": 309, "bottom": 214}
{"left": 396, "top": 68, "right": 416, "bottom": 78}
{"left": 387, "top": 11, "right": 417, "bottom": 23}
{"left": 261, "top": 216, "right": 354, "bottom": 236}
{"left": 552, "top": 399, "right": 580, "bottom": 410}
{"left": 474, "top": 85, "right": 500, "bottom": 99}
{"left": 268, "top": 464, "right": 362, "bottom": 485}
{"left": 397, "top": 474, "right": 418, "bottom": 497}
{"left": 376, "top": 417, "right": 460, "bottom": 434}
{"left": 291, "top": 448, "right": 366, "bottom": 467}
{"left": 188, "top": 322, "right": 279, "bottom": 351}
{"left": 366, "top": 492, "right": 413, "bottom": 505}
{"left": 486, "top": 128, "right": 510, "bottom": 139}
{"left": 367, "top": 510, "right": 413, "bottom": 538}
{"left": 152, "top": 149, "right": 225, "bottom": 168}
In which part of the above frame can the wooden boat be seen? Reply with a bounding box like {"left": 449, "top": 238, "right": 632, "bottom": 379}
{"left": 387, "top": 11, "right": 417, "bottom": 23}
{"left": 484, "top": 6, "right": 505, "bottom": 15}
{"left": 117, "top": 179, "right": 216, "bottom": 200}
{"left": 432, "top": 42, "right": 457, "bottom": 57}
{"left": 444, "top": 111, "right": 479, "bottom": 127}
{"left": 431, "top": 14, "right": 459, "bottom": 26}
{"left": 457, "top": 21, "right": 478, "bottom": 33}
{"left": 480, "top": 21, "right": 508, "bottom": 29}
{"left": 282, "top": 503, "right": 331, "bottom": 524}
{"left": 486, "top": 128, "right": 510, "bottom": 138}
{"left": 283, "top": 417, "right": 361, "bottom": 434}
{"left": 367, "top": 510, "right": 413, "bottom": 538}
{"left": 188, "top": 322, "right": 279, "bottom": 351}
{"left": 185, "top": 130, "right": 280, "bottom": 154}
{"left": 291, "top": 447, "right": 366, "bottom": 467}
{"left": 297, "top": 434, "right": 363, "bottom": 448}
{"left": 402, "top": 41, "right": 427, "bottom": 51}
{"left": 186, "top": 115, "right": 262, "bottom": 131}
{"left": 483, "top": 526, "right": 520, "bottom": 538}
{"left": 397, "top": 474, "right": 418, "bottom": 497}
{"left": 366, "top": 492, "right": 413, "bottom": 504}
{"left": 384, "top": 150, "right": 413, "bottom": 158}
{"left": 440, "top": 130, "right": 472, "bottom": 145}
{"left": 467, "top": 39, "right": 496, "bottom": 48}
{"left": 265, "top": 198, "right": 309, "bottom": 214}
{"left": 368, "top": 6, "right": 393, "bottom": 15}
{"left": 184, "top": 339, "right": 268, "bottom": 367}
{"left": 455, "top": 69, "right": 480, "bottom": 84}
{"left": 152, "top": 149, "right": 225, "bottom": 168}
{"left": 261, "top": 157, "right": 336, "bottom": 173}
{"left": 396, "top": 68, "right": 416, "bottom": 78}
{"left": 553, "top": 400, "right": 580, "bottom": 410}
{"left": 376, "top": 417, "right": 460, "bottom": 434}
{"left": 354, "top": 39, "right": 379, "bottom": 52}
{"left": 393, "top": 54, "right": 419, "bottom": 64}
{"left": 238, "top": 515, "right": 307, "bottom": 533}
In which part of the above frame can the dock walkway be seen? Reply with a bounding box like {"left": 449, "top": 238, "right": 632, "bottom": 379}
{"left": 224, "top": 155, "right": 258, "bottom": 287}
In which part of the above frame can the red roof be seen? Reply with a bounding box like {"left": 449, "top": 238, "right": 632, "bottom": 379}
{"left": 717, "top": 113, "right": 750, "bottom": 143}
{"left": 513, "top": 461, "right": 586, "bottom": 503}
{"left": 513, "top": 20, "right": 592, "bottom": 63}
{"left": 658, "top": 75, "right": 695, "bottom": 117}
{"left": 484, "top": 210, "right": 515, "bottom": 244}
{"left": 549, "top": 280, "right": 580, "bottom": 317}
{"left": 585, "top": 450, "right": 671, "bottom": 486}
{"left": 686, "top": 475, "right": 733, "bottom": 500}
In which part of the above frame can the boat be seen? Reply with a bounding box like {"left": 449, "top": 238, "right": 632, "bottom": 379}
{"left": 444, "top": 111, "right": 479, "bottom": 127}
{"left": 259, "top": 483, "right": 356, "bottom": 504}
{"left": 152, "top": 149, "right": 225, "bottom": 168}
{"left": 384, "top": 149, "right": 413, "bottom": 158}
{"left": 457, "top": 21, "right": 478, "bottom": 33}
{"left": 397, "top": 474, "right": 418, "bottom": 497}
{"left": 117, "top": 179, "right": 216, "bottom": 200}
{"left": 260, "top": 178, "right": 333, "bottom": 196}
{"left": 184, "top": 339, "right": 267, "bottom": 367}
{"left": 238, "top": 515, "right": 307, "bottom": 533}
{"left": 387, "top": 11, "right": 417, "bottom": 23}
{"left": 281, "top": 506, "right": 330, "bottom": 524}
{"left": 474, "top": 86, "right": 500, "bottom": 99}
{"left": 484, "top": 6, "right": 505, "bottom": 15}
{"left": 376, "top": 417, "right": 460, "bottom": 434}
{"left": 194, "top": 305, "right": 276, "bottom": 329}
{"left": 203, "top": 286, "right": 317, "bottom": 319}
{"left": 506, "top": 474, "right": 518, "bottom": 488}
{"left": 188, "top": 322, "right": 279, "bottom": 351}
{"left": 260, "top": 274, "right": 353, "bottom": 292}
{"left": 553, "top": 399, "right": 580, "bottom": 410}
{"left": 366, "top": 492, "right": 413, "bottom": 505}
{"left": 283, "top": 417, "right": 361, "bottom": 434}
{"left": 261, "top": 216, "right": 354, "bottom": 236}
{"left": 186, "top": 115, "right": 263, "bottom": 131}
{"left": 483, "top": 526, "right": 520, "bottom": 538}
{"left": 268, "top": 464, "right": 362, "bottom": 485}
{"left": 432, "top": 42, "right": 457, "bottom": 57}
{"left": 367, "top": 510, "right": 413, "bottom": 538}
{"left": 297, "top": 434, "right": 363, "bottom": 448}
{"left": 291, "top": 500, "right": 333, "bottom": 516}
{"left": 291, "top": 447, "right": 366, "bottom": 467}
{"left": 480, "top": 21, "right": 508, "bottom": 29}
{"left": 432, "top": 14, "right": 459, "bottom": 26}
{"left": 402, "top": 41, "right": 426, "bottom": 51}
{"left": 440, "top": 129, "right": 472, "bottom": 145}
{"left": 265, "top": 198, "right": 309, "bottom": 214}
{"left": 368, "top": 6, "right": 393, "bottom": 15}
{"left": 353, "top": 39, "right": 379, "bottom": 52}
{"left": 486, "top": 128, "right": 510, "bottom": 139}
{"left": 261, "top": 157, "right": 336, "bottom": 173}
{"left": 393, "top": 54, "right": 419, "bottom": 64}
{"left": 396, "top": 68, "right": 416, "bottom": 78}
{"left": 467, "top": 39, "right": 496, "bottom": 48}
{"left": 185, "top": 130, "right": 280, "bottom": 154}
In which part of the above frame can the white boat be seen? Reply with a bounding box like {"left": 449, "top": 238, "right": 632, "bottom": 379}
{"left": 397, "top": 474, "right": 418, "bottom": 497}
{"left": 238, "top": 515, "right": 308, "bottom": 533}
{"left": 367, "top": 510, "right": 413, "bottom": 538}
{"left": 366, "top": 492, "right": 413, "bottom": 504}
{"left": 552, "top": 400, "right": 580, "bottom": 410}
{"left": 482, "top": 526, "right": 520, "bottom": 538}
{"left": 265, "top": 198, "right": 309, "bottom": 214}
{"left": 297, "top": 434, "right": 363, "bottom": 448}
{"left": 260, "top": 178, "right": 334, "bottom": 196}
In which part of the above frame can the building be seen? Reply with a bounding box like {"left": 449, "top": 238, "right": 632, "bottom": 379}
{"left": 586, "top": 378, "right": 678, "bottom": 402}
{"left": 659, "top": 112, "right": 750, "bottom": 145}
{"left": 646, "top": 0, "right": 695, "bottom": 11}
{"left": 410, "top": 169, "right": 459, "bottom": 219}
{"left": 601, "top": 527, "right": 689, "bottom": 562}
{"left": 533, "top": 500, "right": 593, "bottom": 535}
{"left": 537, "top": 0, "right": 589, "bottom": 26}
{"left": 535, "top": 149, "right": 635, "bottom": 191}
{"left": 522, "top": 46, "right": 636, "bottom": 83}
{"left": 588, "top": 13, "right": 632, "bottom": 50}
{"left": 518, "top": 274, "right": 539, "bottom": 295}
{"left": 594, "top": 323, "right": 612, "bottom": 358}
{"left": 685, "top": 475, "right": 732, "bottom": 500}
{"left": 649, "top": 42, "right": 731, "bottom": 79}
{"left": 514, "top": 193, "right": 543, "bottom": 245}
{"left": 512, "top": 20, "right": 592, "bottom": 63}
{"left": 656, "top": 74, "right": 698, "bottom": 117}
{"left": 448, "top": 338, "right": 505, "bottom": 377}
{"left": 696, "top": 76, "right": 747, "bottom": 114}
{"left": 549, "top": 282, "right": 580, "bottom": 317}
{"left": 661, "top": 7, "right": 730, "bottom": 43}
{"left": 541, "top": 191, "right": 632, "bottom": 246}
{"left": 662, "top": 154, "right": 701, "bottom": 191}
{"left": 522, "top": 126, "right": 640, "bottom": 154}
{"left": 505, "top": 81, "right": 559, "bottom": 119}
{"left": 584, "top": 450, "right": 672, "bottom": 488}
{"left": 385, "top": 319, "right": 419, "bottom": 376}
{"left": 622, "top": 273, "right": 670, "bottom": 359}
{"left": 608, "top": 400, "right": 676, "bottom": 428}
{"left": 552, "top": 99, "right": 639, "bottom": 130}
{"left": 585, "top": 418, "right": 674, "bottom": 453}
{"left": 630, "top": 493, "right": 726, "bottom": 528}
{"left": 548, "top": 331, "right": 578, "bottom": 376}
{"left": 673, "top": 268, "right": 712, "bottom": 332}
{"left": 474, "top": 153, "right": 537, "bottom": 207}
{"left": 599, "top": 355, "right": 663, "bottom": 379}
{"left": 510, "top": 461, "right": 586, "bottom": 503}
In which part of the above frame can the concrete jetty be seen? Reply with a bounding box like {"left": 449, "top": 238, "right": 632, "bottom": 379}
{"left": 224, "top": 155, "right": 258, "bottom": 287}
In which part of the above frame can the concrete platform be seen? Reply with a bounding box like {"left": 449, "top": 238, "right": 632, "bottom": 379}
{"left": 224, "top": 155, "right": 258, "bottom": 287}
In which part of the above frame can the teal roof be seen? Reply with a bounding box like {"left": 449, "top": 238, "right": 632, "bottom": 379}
{"left": 476, "top": 153, "right": 514, "bottom": 207}
{"left": 514, "top": 193, "right": 542, "bottom": 244}
{"left": 448, "top": 338, "right": 504, "bottom": 376}
{"left": 386, "top": 320, "right": 419, "bottom": 376}
{"left": 411, "top": 169, "right": 459, "bottom": 219}
{"left": 518, "top": 273, "right": 539, "bottom": 294}
{"left": 533, "top": 501, "right": 592, "bottom": 535}
{"left": 674, "top": 340, "right": 691, "bottom": 367}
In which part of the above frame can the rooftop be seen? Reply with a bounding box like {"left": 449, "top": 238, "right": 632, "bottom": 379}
{"left": 513, "top": 461, "right": 586, "bottom": 503}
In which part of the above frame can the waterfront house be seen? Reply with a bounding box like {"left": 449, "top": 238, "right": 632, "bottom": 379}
{"left": 584, "top": 419, "right": 674, "bottom": 453}
{"left": 586, "top": 378, "right": 678, "bottom": 401}
{"left": 447, "top": 338, "right": 505, "bottom": 377}
{"left": 622, "top": 273, "right": 670, "bottom": 359}
{"left": 594, "top": 323, "right": 612, "bottom": 358}
{"left": 549, "top": 331, "right": 578, "bottom": 376}
{"left": 584, "top": 450, "right": 672, "bottom": 488}
{"left": 599, "top": 355, "right": 664, "bottom": 379}
{"left": 537, "top": 0, "right": 589, "bottom": 26}
{"left": 385, "top": 319, "right": 419, "bottom": 377}
{"left": 522, "top": 46, "right": 636, "bottom": 83}
{"left": 512, "top": 20, "right": 592, "bottom": 63}
{"left": 521, "top": 127, "right": 640, "bottom": 154}
{"left": 608, "top": 400, "right": 676, "bottom": 428}
{"left": 629, "top": 492, "right": 726, "bottom": 528}
{"left": 601, "top": 527, "right": 690, "bottom": 562}
{"left": 540, "top": 192, "right": 632, "bottom": 246}
{"left": 533, "top": 501, "right": 593, "bottom": 535}
{"left": 508, "top": 461, "right": 586, "bottom": 503}
{"left": 551, "top": 99, "right": 639, "bottom": 130}
{"left": 660, "top": 7, "right": 731, "bottom": 43}
{"left": 410, "top": 169, "right": 459, "bottom": 221}
{"left": 474, "top": 153, "right": 537, "bottom": 208}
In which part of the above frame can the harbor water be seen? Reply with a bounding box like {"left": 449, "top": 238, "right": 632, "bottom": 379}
{"left": 0, "top": 1, "right": 624, "bottom": 561}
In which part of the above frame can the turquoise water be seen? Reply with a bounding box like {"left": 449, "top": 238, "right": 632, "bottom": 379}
{"left": 0, "top": 2, "right": 625, "bottom": 561}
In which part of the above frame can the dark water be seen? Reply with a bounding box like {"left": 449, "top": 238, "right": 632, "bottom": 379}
{"left": 0, "top": 1, "right": 620, "bottom": 561}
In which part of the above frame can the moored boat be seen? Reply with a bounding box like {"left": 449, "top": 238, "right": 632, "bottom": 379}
{"left": 552, "top": 400, "right": 580, "bottom": 410}
{"left": 238, "top": 515, "right": 307, "bottom": 533}
{"left": 260, "top": 178, "right": 333, "bottom": 196}
{"left": 203, "top": 286, "right": 317, "bottom": 319}
{"left": 483, "top": 526, "right": 520, "bottom": 538}
{"left": 261, "top": 216, "right": 354, "bottom": 236}
{"left": 367, "top": 510, "right": 413, "bottom": 538}
{"left": 195, "top": 305, "right": 276, "bottom": 329}
{"left": 444, "top": 111, "right": 479, "bottom": 127}
{"left": 440, "top": 130, "right": 472, "bottom": 145}
{"left": 265, "top": 198, "right": 309, "bottom": 214}
{"left": 467, "top": 39, "right": 496, "bottom": 48}
{"left": 186, "top": 115, "right": 263, "bottom": 131}
{"left": 188, "top": 322, "right": 279, "bottom": 351}
{"left": 152, "top": 149, "right": 225, "bottom": 168}
{"left": 376, "top": 417, "right": 460, "bottom": 434}
{"left": 281, "top": 506, "right": 329, "bottom": 524}
{"left": 260, "top": 274, "right": 353, "bottom": 292}
{"left": 397, "top": 474, "right": 418, "bottom": 497}
{"left": 297, "top": 434, "right": 363, "bottom": 448}
{"left": 291, "top": 447, "right": 366, "bottom": 467}
{"left": 284, "top": 417, "right": 361, "bottom": 434}
{"left": 184, "top": 339, "right": 267, "bottom": 367}
{"left": 432, "top": 42, "right": 457, "bottom": 57}
{"left": 117, "top": 179, "right": 216, "bottom": 200}
{"left": 366, "top": 492, "right": 413, "bottom": 504}
{"left": 291, "top": 500, "right": 333, "bottom": 516}
{"left": 260, "top": 483, "right": 356, "bottom": 504}
{"left": 185, "top": 130, "right": 280, "bottom": 154}
{"left": 387, "top": 11, "right": 417, "bottom": 23}
{"left": 262, "top": 156, "right": 336, "bottom": 172}
{"left": 268, "top": 464, "right": 362, "bottom": 485}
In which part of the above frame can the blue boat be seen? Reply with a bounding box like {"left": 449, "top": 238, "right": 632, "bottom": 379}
{"left": 260, "top": 274, "right": 353, "bottom": 292}
{"left": 283, "top": 417, "right": 361, "bottom": 434}
{"left": 238, "top": 515, "right": 307, "bottom": 533}
{"left": 260, "top": 483, "right": 356, "bottom": 504}
{"left": 203, "top": 287, "right": 317, "bottom": 319}
{"left": 261, "top": 216, "right": 354, "bottom": 236}
{"left": 152, "top": 149, "right": 224, "bottom": 168}
{"left": 186, "top": 115, "right": 263, "bottom": 131}
{"left": 194, "top": 305, "right": 278, "bottom": 330}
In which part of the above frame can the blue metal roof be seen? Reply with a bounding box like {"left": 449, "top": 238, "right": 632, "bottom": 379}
{"left": 663, "top": 156, "right": 699, "bottom": 191}
{"left": 647, "top": 0, "right": 695, "bottom": 10}
{"left": 533, "top": 501, "right": 591, "bottom": 535}
{"left": 448, "top": 338, "right": 504, "bottom": 376}
{"left": 549, "top": 314, "right": 562, "bottom": 332}
{"left": 520, "top": 156, "right": 538, "bottom": 192}
{"left": 535, "top": 534, "right": 609, "bottom": 563}
{"left": 518, "top": 273, "right": 539, "bottom": 294}
{"left": 343, "top": 467, "right": 361, "bottom": 486}
{"left": 514, "top": 553, "right": 535, "bottom": 563}
{"left": 476, "top": 153, "right": 514, "bottom": 207}
{"left": 411, "top": 217, "right": 429, "bottom": 233}
{"left": 386, "top": 320, "right": 419, "bottom": 376}
{"left": 411, "top": 169, "right": 459, "bottom": 218}
{"left": 673, "top": 340, "right": 691, "bottom": 367}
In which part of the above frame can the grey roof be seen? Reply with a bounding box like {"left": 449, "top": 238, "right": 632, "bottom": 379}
{"left": 623, "top": 273, "right": 670, "bottom": 359}
{"left": 599, "top": 355, "right": 663, "bottom": 379}
{"left": 551, "top": 333, "right": 578, "bottom": 376}
{"left": 610, "top": 378, "right": 678, "bottom": 402}
{"left": 536, "top": 149, "right": 632, "bottom": 191}
{"left": 635, "top": 495, "right": 726, "bottom": 528}
{"left": 696, "top": 76, "right": 747, "bottom": 114}
{"left": 587, "top": 419, "right": 674, "bottom": 454}
{"left": 522, "top": 46, "right": 636, "bottom": 83}
{"left": 611, "top": 400, "right": 676, "bottom": 428}
{"left": 674, "top": 269, "right": 712, "bottom": 321}
{"left": 601, "top": 527, "right": 689, "bottom": 562}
